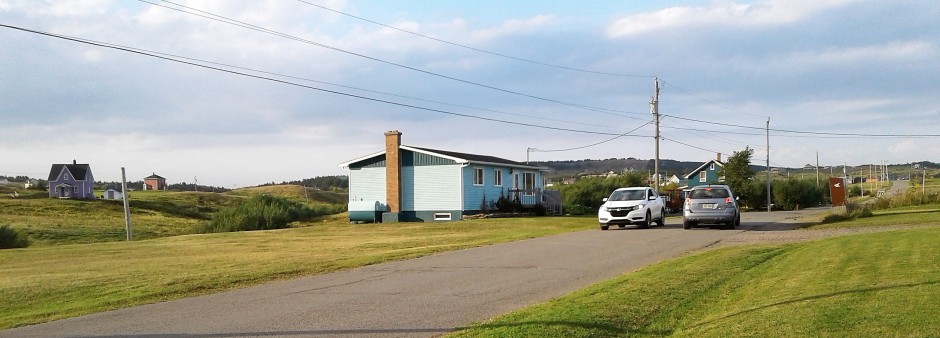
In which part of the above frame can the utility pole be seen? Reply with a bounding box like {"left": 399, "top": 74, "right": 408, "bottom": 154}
{"left": 651, "top": 77, "right": 661, "bottom": 190}
{"left": 526, "top": 147, "right": 536, "bottom": 164}
{"left": 194, "top": 176, "right": 198, "bottom": 192}
{"left": 766, "top": 117, "right": 771, "bottom": 212}
{"left": 121, "top": 167, "right": 132, "bottom": 241}
{"left": 815, "top": 151, "right": 819, "bottom": 186}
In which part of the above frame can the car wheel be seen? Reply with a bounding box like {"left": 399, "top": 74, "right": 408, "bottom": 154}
{"left": 639, "top": 211, "right": 651, "bottom": 229}
{"left": 734, "top": 215, "right": 741, "bottom": 228}
{"left": 655, "top": 209, "right": 665, "bottom": 227}
{"left": 683, "top": 220, "right": 692, "bottom": 229}
{"left": 600, "top": 225, "right": 609, "bottom": 230}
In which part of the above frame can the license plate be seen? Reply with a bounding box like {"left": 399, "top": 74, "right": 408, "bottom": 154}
{"left": 702, "top": 203, "right": 718, "bottom": 209}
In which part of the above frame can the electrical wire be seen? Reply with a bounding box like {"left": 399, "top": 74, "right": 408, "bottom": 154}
{"left": 141, "top": 0, "right": 647, "bottom": 119}
{"left": 290, "top": 0, "right": 655, "bottom": 78}
{"left": 0, "top": 23, "right": 638, "bottom": 137}
{"left": 664, "top": 114, "right": 940, "bottom": 138}
{"left": 530, "top": 121, "right": 652, "bottom": 152}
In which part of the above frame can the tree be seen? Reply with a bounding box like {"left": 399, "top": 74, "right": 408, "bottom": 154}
{"left": 719, "top": 147, "right": 755, "bottom": 197}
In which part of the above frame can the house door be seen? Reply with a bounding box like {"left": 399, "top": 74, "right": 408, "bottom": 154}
{"left": 58, "top": 185, "right": 70, "bottom": 198}
{"left": 512, "top": 173, "right": 520, "bottom": 189}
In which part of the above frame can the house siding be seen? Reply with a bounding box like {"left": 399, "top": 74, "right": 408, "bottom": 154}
{"left": 48, "top": 165, "right": 95, "bottom": 199}
{"left": 462, "top": 166, "right": 536, "bottom": 211}
{"left": 402, "top": 164, "right": 461, "bottom": 211}
{"left": 348, "top": 166, "right": 387, "bottom": 205}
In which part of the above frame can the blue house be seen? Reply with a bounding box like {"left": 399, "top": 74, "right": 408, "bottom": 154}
{"left": 48, "top": 160, "right": 95, "bottom": 199}
{"left": 684, "top": 157, "right": 725, "bottom": 189}
{"left": 340, "top": 131, "right": 550, "bottom": 222}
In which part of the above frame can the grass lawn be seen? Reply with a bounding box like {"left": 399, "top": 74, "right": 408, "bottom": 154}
{"left": 449, "top": 227, "right": 940, "bottom": 337}
{"left": 0, "top": 191, "right": 243, "bottom": 245}
{"left": 814, "top": 203, "right": 940, "bottom": 230}
{"left": 0, "top": 216, "right": 596, "bottom": 329}
{"left": 0, "top": 186, "right": 346, "bottom": 246}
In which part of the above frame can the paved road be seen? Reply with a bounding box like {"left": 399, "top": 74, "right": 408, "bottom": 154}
{"left": 2, "top": 210, "right": 825, "bottom": 338}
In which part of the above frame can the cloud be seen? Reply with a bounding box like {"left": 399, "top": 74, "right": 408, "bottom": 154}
{"left": 607, "top": 0, "right": 855, "bottom": 37}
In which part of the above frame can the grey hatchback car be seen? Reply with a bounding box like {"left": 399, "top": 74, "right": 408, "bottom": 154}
{"left": 683, "top": 185, "right": 740, "bottom": 229}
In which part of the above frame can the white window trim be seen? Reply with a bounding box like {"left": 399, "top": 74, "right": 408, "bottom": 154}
{"left": 699, "top": 171, "right": 707, "bottom": 182}
{"left": 494, "top": 169, "right": 502, "bottom": 186}
{"left": 434, "top": 213, "right": 452, "bottom": 221}
{"left": 710, "top": 163, "right": 715, "bottom": 170}
{"left": 473, "top": 167, "right": 484, "bottom": 186}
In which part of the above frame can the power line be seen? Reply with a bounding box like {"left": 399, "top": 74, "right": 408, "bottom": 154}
{"left": 0, "top": 23, "right": 635, "bottom": 137}
{"left": 63, "top": 37, "right": 618, "bottom": 130}
{"left": 530, "top": 121, "right": 652, "bottom": 152}
{"left": 661, "top": 80, "right": 767, "bottom": 119}
{"left": 141, "top": 0, "right": 647, "bottom": 119}
{"left": 664, "top": 114, "right": 940, "bottom": 138}
{"left": 661, "top": 136, "right": 729, "bottom": 155}
{"left": 291, "top": 0, "right": 655, "bottom": 79}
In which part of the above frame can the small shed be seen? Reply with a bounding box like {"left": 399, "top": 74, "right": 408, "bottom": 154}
{"left": 103, "top": 188, "right": 124, "bottom": 200}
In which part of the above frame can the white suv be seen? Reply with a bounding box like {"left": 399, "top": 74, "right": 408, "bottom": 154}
{"left": 598, "top": 187, "right": 666, "bottom": 230}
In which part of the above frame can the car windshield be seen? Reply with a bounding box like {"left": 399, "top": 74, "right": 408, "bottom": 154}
{"left": 690, "top": 188, "right": 730, "bottom": 199}
{"left": 609, "top": 190, "right": 646, "bottom": 201}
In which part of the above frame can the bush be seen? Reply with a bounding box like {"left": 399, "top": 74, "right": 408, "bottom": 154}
{"left": 198, "top": 195, "right": 340, "bottom": 233}
{"left": 558, "top": 173, "right": 645, "bottom": 212}
{"left": 564, "top": 204, "right": 594, "bottom": 216}
{"left": 0, "top": 225, "right": 29, "bottom": 249}
{"left": 772, "top": 178, "right": 825, "bottom": 210}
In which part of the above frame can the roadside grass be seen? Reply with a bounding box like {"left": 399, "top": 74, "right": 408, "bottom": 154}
{"left": 450, "top": 228, "right": 940, "bottom": 337}
{"left": 0, "top": 191, "right": 243, "bottom": 245}
{"left": 0, "top": 215, "right": 596, "bottom": 329}
{"left": 814, "top": 203, "right": 940, "bottom": 230}
{"left": 0, "top": 186, "right": 347, "bottom": 246}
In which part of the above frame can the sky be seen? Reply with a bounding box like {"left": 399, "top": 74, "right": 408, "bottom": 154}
{"left": 1, "top": 0, "right": 938, "bottom": 187}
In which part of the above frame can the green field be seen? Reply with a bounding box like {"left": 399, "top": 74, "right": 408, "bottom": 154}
{"left": 0, "top": 185, "right": 345, "bottom": 246}
{"left": 0, "top": 216, "right": 596, "bottom": 329}
{"left": 450, "top": 224, "right": 940, "bottom": 337}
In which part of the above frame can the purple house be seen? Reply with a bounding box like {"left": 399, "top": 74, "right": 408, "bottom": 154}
{"left": 48, "top": 160, "right": 95, "bottom": 200}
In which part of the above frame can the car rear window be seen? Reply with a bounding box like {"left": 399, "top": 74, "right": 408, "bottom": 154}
{"left": 690, "top": 188, "right": 730, "bottom": 199}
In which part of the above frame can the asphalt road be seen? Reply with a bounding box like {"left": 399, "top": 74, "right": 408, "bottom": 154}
{"left": 1, "top": 210, "right": 824, "bottom": 338}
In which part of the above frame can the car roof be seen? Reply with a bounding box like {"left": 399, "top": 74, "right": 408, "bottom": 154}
{"left": 614, "top": 187, "right": 650, "bottom": 191}
{"left": 690, "top": 184, "right": 730, "bottom": 190}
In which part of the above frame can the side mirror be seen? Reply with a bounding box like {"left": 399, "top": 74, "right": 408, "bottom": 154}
{"left": 648, "top": 196, "right": 657, "bottom": 201}
{"left": 735, "top": 196, "right": 740, "bottom": 200}
{"left": 602, "top": 198, "right": 608, "bottom": 202}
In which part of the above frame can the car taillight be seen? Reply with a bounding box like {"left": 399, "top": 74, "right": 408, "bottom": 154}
{"left": 685, "top": 198, "right": 691, "bottom": 206}
{"left": 725, "top": 197, "right": 732, "bottom": 203}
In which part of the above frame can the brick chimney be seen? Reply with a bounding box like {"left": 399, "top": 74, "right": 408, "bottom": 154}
{"left": 384, "top": 130, "right": 402, "bottom": 213}
{"left": 716, "top": 153, "right": 722, "bottom": 162}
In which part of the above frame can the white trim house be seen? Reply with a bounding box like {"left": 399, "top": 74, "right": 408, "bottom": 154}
{"left": 339, "top": 131, "right": 548, "bottom": 222}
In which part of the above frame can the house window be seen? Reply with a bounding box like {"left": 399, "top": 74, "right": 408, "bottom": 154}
{"left": 710, "top": 163, "right": 715, "bottom": 170}
{"left": 494, "top": 169, "right": 503, "bottom": 186}
{"left": 473, "top": 167, "right": 484, "bottom": 185}
{"left": 700, "top": 171, "right": 707, "bottom": 183}
{"left": 434, "top": 213, "right": 452, "bottom": 221}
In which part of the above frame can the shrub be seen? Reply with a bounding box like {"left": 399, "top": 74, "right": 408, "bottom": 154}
{"left": 772, "top": 178, "right": 825, "bottom": 210}
{"left": 198, "top": 195, "right": 339, "bottom": 233}
{"left": 558, "top": 173, "right": 645, "bottom": 212}
{"left": 564, "top": 204, "right": 593, "bottom": 216}
{"left": 0, "top": 225, "right": 29, "bottom": 249}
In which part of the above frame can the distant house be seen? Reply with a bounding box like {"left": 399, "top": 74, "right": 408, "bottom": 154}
{"left": 48, "top": 160, "right": 95, "bottom": 199}
{"left": 0, "top": 178, "right": 9, "bottom": 185}
{"left": 340, "top": 131, "right": 555, "bottom": 222}
{"left": 684, "top": 156, "right": 725, "bottom": 189}
{"left": 103, "top": 188, "right": 124, "bottom": 200}
{"left": 143, "top": 173, "right": 167, "bottom": 191}
{"left": 24, "top": 179, "right": 38, "bottom": 189}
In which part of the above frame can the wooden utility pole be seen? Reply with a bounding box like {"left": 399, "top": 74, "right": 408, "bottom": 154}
{"left": 651, "top": 77, "right": 661, "bottom": 190}
{"left": 121, "top": 167, "right": 132, "bottom": 241}
{"left": 766, "top": 118, "right": 771, "bottom": 212}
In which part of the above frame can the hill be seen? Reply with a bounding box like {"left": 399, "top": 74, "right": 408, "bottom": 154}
{"left": 0, "top": 185, "right": 347, "bottom": 246}
{"left": 226, "top": 185, "right": 347, "bottom": 204}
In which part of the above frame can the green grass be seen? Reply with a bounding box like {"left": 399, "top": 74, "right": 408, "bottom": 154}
{"left": 0, "top": 216, "right": 596, "bottom": 329}
{"left": 0, "top": 185, "right": 346, "bottom": 246}
{"left": 813, "top": 203, "right": 940, "bottom": 229}
{"left": 450, "top": 228, "right": 940, "bottom": 337}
